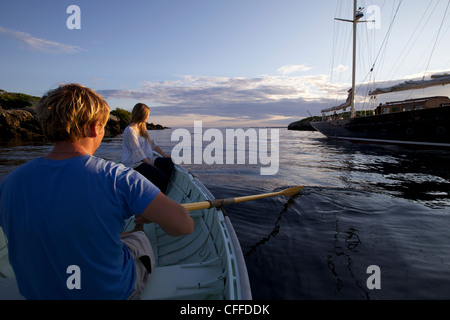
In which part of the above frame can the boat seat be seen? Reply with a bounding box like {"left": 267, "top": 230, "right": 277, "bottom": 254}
{"left": 140, "top": 258, "right": 225, "bottom": 300}
{"left": 0, "top": 261, "right": 225, "bottom": 300}
{"left": 0, "top": 228, "right": 24, "bottom": 299}
{"left": 0, "top": 278, "right": 23, "bottom": 300}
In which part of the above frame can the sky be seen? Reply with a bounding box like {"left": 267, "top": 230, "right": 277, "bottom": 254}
{"left": 1, "top": 0, "right": 450, "bottom": 127}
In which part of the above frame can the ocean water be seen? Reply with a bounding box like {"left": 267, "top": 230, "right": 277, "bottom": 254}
{"left": 1, "top": 128, "right": 450, "bottom": 300}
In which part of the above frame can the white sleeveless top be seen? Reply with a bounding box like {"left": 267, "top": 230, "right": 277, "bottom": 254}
{"left": 121, "top": 126, "right": 159, "bottom": 168}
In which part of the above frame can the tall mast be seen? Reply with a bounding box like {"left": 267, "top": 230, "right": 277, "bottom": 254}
{"left": 335, "top": 0, "right": 365, "bottom": 118}
{"left": 351, "top": 0, "right": 357, "bottom": 118}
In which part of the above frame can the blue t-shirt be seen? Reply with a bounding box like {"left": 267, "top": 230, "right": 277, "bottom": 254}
{"left": 0, "top": 155, "right": 160, "bottom": 299}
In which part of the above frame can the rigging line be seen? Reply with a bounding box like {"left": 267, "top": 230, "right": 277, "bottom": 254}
{"left": 443, "top": 36, "right": 450, "bottom": 68}
{"left": 329, "top": 0, "right": 343, "bottom": 86}
{"left": 392, "top": 1, "right": 449, "bottom": 99}
{"left": 332, "top": 3, "right": 354, "bottom": 105}
{"left": 414, "top": 14, "right": 449, "bottom": 76}
{"left": 357, "top": 0, "right": 401, "bottom": 89}
{"left": 387, "top": 0, "right": 437, "bottom": 81}
{"left": 328, "top": 0, "right": 339, "bottom": 101}
{"left": 423, "top": 0, "right": 450, "bottom": 79}
{"left": 358, "top": 1, "right": 379, "bottom": 94}
{"left": 369, "top": 0, "right": 403, "bottom": 78}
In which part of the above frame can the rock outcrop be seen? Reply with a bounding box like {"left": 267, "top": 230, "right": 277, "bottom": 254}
{"left": 287, "top": 117, "right": 320, "bottom": 131}
{"left": 0, "top": 108, "right": 44, "bottom": 141}
{"left": 0, "top": 108, "right": 166, "bottom": 145}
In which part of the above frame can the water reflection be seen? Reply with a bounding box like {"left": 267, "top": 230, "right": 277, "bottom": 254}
{"left": 244, "top": 189, "right": 302, "bottom": 258}
{"left": 2, "top": 130, "right": 450, "bottom": 209}
{"left": 2, "top": 128, "right": 450, "bottom": 299}
{"left": 291, "top": 132, "right": 450, "bottom": 209}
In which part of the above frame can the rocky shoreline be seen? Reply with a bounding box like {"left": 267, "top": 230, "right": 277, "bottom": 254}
{"left": 287, "top": 116, "right": 320, "bottom": 131}
{"left": 0, "top": 108, "right": 167, "bottom": 146}
{"left": 0, "top": 89, "right": 168, "bottom": 146}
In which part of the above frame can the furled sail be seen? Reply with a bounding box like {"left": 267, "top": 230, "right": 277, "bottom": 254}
{"left": 321, "top": 88, "right": 352, "bottom": 113}
{"left": 368, "top": 73, "right": 450, "bottom": 96}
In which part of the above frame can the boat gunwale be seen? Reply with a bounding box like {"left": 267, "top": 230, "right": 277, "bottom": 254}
{"left": 172, "top": 164, "right": 252, "bottom": 300}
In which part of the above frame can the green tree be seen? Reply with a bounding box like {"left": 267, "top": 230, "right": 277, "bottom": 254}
{"left": 0, "top": 90, "right": 40, "bottom": 109}
{"left": 110, "top": 108, "right": 131, "bottom": 123}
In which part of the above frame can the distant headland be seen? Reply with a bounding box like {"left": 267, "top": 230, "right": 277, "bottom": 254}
{"left": 287, "top": 116, "right": 320, "bottom": 131}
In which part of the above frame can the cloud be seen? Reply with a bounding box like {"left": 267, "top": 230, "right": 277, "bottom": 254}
{"left": 332, "top": 64, "right": 348, "bottom": 73}
{"left": 98, "top": 73, "right": 344, "bottom": 126}
{"left": 277, "top": 64, "right": 312, "bottom": 74}
{"left": 98, "top": 68, "right": 450, "bottom": 127}
{"left": 99, "top": 73, "right": 343, "bottom": 107}
{"left": 0, "top": 26, "right": 82, "bottom": 54}
{"left": 139, "top": 97, "right": 326, "bottom": 127}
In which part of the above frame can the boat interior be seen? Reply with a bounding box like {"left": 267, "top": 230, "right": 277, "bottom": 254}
{"left": 124, "top": 165, "right": 243, "bottom": 300}
{"left": 0, "top": 164, "right": 247, "bottom": 300}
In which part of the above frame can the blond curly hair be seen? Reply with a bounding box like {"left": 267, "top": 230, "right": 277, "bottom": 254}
{"left": 36, "top": 84, "right": 110, "bottom": 142}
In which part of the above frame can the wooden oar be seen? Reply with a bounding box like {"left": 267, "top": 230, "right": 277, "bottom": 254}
{"left": 181, "top": 186, "right": 304, "bottom": 212}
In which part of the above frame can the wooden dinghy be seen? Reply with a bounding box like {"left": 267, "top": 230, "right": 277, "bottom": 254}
{"left": 0, "top": 164, "right": 252, "bottom": 300}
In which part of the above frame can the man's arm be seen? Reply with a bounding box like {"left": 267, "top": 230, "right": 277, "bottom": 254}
{"left": 135, "top": 192, "right": 193, "bottom": 236}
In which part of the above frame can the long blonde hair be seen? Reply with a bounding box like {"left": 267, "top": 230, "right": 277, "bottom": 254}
{"left": 130, "top": 103, "right": 151, "bottom": 143}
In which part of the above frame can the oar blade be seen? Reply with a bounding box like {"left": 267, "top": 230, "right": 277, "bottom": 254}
{"left": 182, "top": 185, "right": 305, "bottom": 212}
{"left": 278, "top": 186, "right": 304, "bottom": 197}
